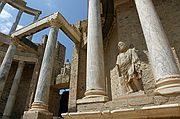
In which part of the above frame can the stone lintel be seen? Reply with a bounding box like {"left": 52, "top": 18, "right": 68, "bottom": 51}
{"left": 114, "top": 0, "right": 130, "bottom": 8}
{"left": 62, "top": 104, "right": 180, "bottom": 119}
{"left": 52, "top": 83, "right": 69, "bottom": 89}
{"left": 11, "top": 12, "right": 81, "bottom": 44}
{"left": 0, "top": 50, "right": 38, "bottom": 62}
{"left": 2, "top": 0, "right": 41, "bottom": 16}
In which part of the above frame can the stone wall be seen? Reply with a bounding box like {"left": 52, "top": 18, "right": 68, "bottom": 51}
{"left": 68, "top": 44, "right": 80, "bottom": 112}
{"left": 52, "top": 41, "right": 66, "bottom": 85}
{"left": 77, "top": 48, "right": 86, "bottom": 99}
{"left": 48, "top": 87, "right": 61, "bottom": 116}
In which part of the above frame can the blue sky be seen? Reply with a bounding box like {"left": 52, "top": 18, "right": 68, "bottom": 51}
{"left": 0, "top": 0, "right": 88, "bottom": 62}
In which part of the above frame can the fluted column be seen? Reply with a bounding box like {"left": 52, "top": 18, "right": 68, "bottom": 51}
{"left": 85, "top": 0, "right": 107, "bottom": 98}
{"left": 0, "top": 10, "right": 23, "bottom": 97}
{"left": 3, "top": 61, "right": 25, "bottom": 119}
{"left": 31, "top": 24, "right": 59, "bottom": 112}
{"left": 0, "top": 1, "right": 6, "bottom": 13}
{"left": 135, "top": 0, "right": 180, "bottom": 95}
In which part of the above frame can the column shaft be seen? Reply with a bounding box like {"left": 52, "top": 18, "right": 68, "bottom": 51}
{"left": 9, "top": 10, "right": 23, "bottom": 34}
{"left": 0, "top": 1, "right": 6, "bottom": 13}
{"left": 3, "top": 61, "right": 25, "bottom": 118}
{"left": 0, "top": 45, "right": 16, "bottom": 96}
{"left": 135, "top": 0, "right": 180, "bottom": 95}
{"left": 85, "top": 0, "right": 106, "bottom": 97}
{"left": 31, "top": 26, "right": 59, "bottom": 111}
{"left": 0, "top": 9, "right": 23, "bottom": 97}
{"left": 27, "top": 14, "right": 40, "bottom": 41}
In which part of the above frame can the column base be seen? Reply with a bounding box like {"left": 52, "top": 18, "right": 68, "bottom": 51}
{"left": 85, "top": 89, "right": 107, "bottom": 98}
{"left": 23, "top": 102, "right": 53, "bottom": 119}
{"left": 78, "top": 89, "right": 108, "bottom": 104}
{"left": 154, "top": 77, "right": 180, "bottom": 95}
{"left": 23, "top": 110, "right": 53, "bottom": 119}
{"left": 77, "top": 95, "right": 108, "bottom": 104}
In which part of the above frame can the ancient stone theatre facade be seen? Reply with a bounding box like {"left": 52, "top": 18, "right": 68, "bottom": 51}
{"left": 0, "top": 0, "right": 180, "bottom": 119}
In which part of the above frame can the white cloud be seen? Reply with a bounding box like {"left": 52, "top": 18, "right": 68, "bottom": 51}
{"left": 45, "top": 0, "right": 53, "bottom": 7}
{"left": 0, "top": 9, "right": 13, "bottom": 34}
{"left": 0, "top": 9, "right": 12, "bottom": 19}
{"left": 0, "top": 9, "right": 24, "bottom": 34}
{"left": 16, "top": 24, "right": 23, "bottom": 30}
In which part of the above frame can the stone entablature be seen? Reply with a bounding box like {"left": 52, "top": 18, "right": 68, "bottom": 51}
{"left": 1, "top": 0, "right": 41, "bottom": 16}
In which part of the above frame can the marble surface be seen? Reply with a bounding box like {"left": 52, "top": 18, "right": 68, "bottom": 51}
{"left": 86, "top": 0, "right": 106, "bottom": 97}
{"left": 33, "top": 26, "right": 59, "bottom": 105}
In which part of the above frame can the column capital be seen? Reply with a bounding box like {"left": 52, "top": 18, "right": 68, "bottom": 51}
{"left": 10, "top": 37, "right": 20, "bottom": 47}
{"left": 18, "top": 60, "right": 25, "bottom": 67}
{"left": 49, "top": 19, "right": 62, "bottom": 29}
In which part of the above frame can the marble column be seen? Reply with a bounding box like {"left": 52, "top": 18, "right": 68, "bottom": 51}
{"left": 27, "top": 14, "right": 40, "bottom": 41}
{"left": 2, "top": 61, "right": 25, "bottom": 119}
{"left": 0, "top": 1, "right": 6, "bottom": 13}
{"left": 9, "top": 10, "right": 23, "bottom": 34}
{"left": 135, "top": 0, "right": 180, "bottom": 95}
{"left": 0, "top": 44, "right": 16, "bottom": 96}
{"left": 23, "top": 24, "right": 59, "bottom": 119}
{"left": 0, "top": 10, "right": 22, "bottom": 97}
{"left": 85, "top": 0, "right": 107, "bottom": 98}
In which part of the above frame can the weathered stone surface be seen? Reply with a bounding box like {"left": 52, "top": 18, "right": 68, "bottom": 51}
{"left": 1, "top": 0, "right": 180, "bottom": 118}
{"left": 52, "top": 42, "right": 66, "bottom": 85}
{"left": 68, "top": 44, "right": 80, "bottom": 112}
{"left": 128, "top": 95, "right": 154, "bottom": 106}
{"left": 104, "top": 99, "right": 128, "bottom": 109}
{"left": 154, "top": 96, "right": 168, "bottom": 105}
{"left": 23, "top": 111, "right": 53, "bottom": 119}
{"left": 77, "top": 103, "right": 105, "bottom": 112}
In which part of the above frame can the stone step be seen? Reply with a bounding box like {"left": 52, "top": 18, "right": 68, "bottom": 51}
{"left": 53, "top": 117, "right": 63, "bottom": 119}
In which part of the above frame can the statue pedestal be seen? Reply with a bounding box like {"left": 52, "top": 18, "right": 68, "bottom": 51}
{"left": 23, "top": 110, "right": 53, "bottom": 119}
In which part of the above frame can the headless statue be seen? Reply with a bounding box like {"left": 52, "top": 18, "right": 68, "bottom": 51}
{"left": 116, "top": 42, "right": 143, "bottom": 93}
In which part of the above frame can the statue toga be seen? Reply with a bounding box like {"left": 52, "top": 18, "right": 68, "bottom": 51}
{"left": 116, "top": 42, "right": 143, "bottom": 93}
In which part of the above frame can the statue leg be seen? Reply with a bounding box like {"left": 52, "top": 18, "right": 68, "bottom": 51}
{"left": 127, "top": 82, "right": 134, "bottom": 94}
{"left": 133, "top": 78, "right": 142, "bottom": 91}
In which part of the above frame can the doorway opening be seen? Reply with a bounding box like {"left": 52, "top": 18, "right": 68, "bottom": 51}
{"left": 58, "top": 89, "right": 69, "bottom": 117}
